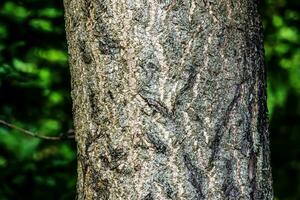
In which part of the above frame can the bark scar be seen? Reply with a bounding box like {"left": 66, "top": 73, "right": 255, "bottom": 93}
{"left": 208, "top": 84, "right": 242, "bottom": 167}
{"left": 183, "top": 154, "right": 205, "bottom": 199}
{"left": 139, "top": 93, "right": 174, "bottom": 118}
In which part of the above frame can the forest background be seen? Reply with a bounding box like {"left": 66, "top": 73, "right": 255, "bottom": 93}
{"left": 0, "top": 0, "right": 299, "bottom": 199}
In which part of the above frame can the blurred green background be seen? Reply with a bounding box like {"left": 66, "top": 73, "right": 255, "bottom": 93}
{"left": 0, "top": 0, "right": 299, "bottom": 199}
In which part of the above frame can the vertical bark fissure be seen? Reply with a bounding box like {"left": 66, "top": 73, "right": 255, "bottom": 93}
{"left": 183, "top": 153, "right": 205, "bottom": 199}
{"left": 208, "top": 83, "right": 242, "bottom": 167}
{"left": 64, "top": 0, "right": 273, "bottom": 199}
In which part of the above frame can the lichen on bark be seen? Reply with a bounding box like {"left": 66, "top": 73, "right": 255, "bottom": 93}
{"left": 64, "top": 0, "right": 273, "bottom": 199}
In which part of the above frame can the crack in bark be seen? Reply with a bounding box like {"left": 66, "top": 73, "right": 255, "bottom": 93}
{"left": 87, "top": 0, "right": 123, "bottom": 55}
{"left": 222, "top": 159, "right": 241, "bottom": 200}
{"left": 145, "top": 130, "right": 168, "bottom": 154}
{"left": 174, "top": 64, "right": 198, "bottom": 110}
{"left": 142, "top": 193, "right": 154, "bottom": 200}
{"left": 183, "top": 154, "right": 205, "bottom": 200}
{"left": 208, "top": 84, "right": 242, "bottom": 167}
{"left": 139, "top": 93, "right": 174, "bottom": 118}
{"left": 87, "top": 84, "right": 102, "bottom": 125}
{"left": 249, "top": 151, "right": 258, "bottom": 199}
{"left": 157, "top": 175, "right": 177, "bottom": 199}
{"left": 79, "top": 39, "right": 93, "bottom": 64}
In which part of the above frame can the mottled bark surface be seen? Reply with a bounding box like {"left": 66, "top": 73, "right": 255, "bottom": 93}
{"left": 64, "top": 0, "right": 273, "bottom": 199}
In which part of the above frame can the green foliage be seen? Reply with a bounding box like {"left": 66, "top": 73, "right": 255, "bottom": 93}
{"left": 263, "top": 0, "right": 300, "bottom": 199}
{"left": 0, "top": 0, "right": 299, "bottom": 199}
{"left": 0, "top": 0, "right": 75, "bottom": 199}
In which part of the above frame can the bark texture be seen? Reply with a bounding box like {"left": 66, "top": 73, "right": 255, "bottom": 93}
{"left": 64, "top": 0, "right": 273, "bottom": 199}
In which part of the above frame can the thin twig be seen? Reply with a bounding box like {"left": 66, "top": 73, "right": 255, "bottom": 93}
{"left": 0, "top": 119, "right": 75, "bottom": 141}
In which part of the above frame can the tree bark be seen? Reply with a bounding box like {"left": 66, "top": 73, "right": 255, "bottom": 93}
{"left": 64, "top": 0, "right": 273, "bottom": 199}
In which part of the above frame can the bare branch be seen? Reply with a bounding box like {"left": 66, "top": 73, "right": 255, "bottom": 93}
{"left": 0, "top": 119, "right": 75, "bottom": 141}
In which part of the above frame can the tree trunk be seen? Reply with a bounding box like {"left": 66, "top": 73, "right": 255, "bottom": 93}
{"left": 63, "top": 0, "right": 273, "bottom": 199}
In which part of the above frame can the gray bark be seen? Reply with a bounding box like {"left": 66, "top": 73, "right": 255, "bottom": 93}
{"left": 63, "top": 0, "right": 273, "bottom": 199}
